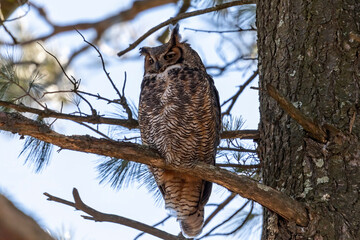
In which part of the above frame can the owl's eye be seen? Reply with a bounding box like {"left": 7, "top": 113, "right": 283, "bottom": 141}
{"left": 164, "top": 51, "right": 176, "bottom": 60}
{"left": 148, "top": 57, "right": 154, "bottom": 64}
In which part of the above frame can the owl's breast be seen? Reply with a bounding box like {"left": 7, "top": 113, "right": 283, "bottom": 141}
{"left": 139, "top": 66, "right": 219, "bottom": 165}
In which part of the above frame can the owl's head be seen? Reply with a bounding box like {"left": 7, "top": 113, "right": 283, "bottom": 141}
{"left": 140, "top": 25, "right": 206, "bottom": 75}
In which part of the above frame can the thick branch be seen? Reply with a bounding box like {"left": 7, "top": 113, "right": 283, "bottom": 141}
{"left": 266, "top": 84, "right": 327, "bottom": 143}
{"left": 44, "top": 189, "right": 178, "bottom": 240}
{"left": 117, "top": 0, "right": 256, "bottom": 57}
{"left": 0, "top": 194, "right": 55, "bottom": 240}
{"left": 0, "top": 112, "right": 308, "bottom": 226}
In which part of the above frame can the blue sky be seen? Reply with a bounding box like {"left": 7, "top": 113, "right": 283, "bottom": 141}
{"left": 0, "top": 1, "right": 261, "bottom": 239}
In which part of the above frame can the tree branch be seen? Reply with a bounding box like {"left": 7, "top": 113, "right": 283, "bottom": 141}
{"left": 0, "top": 100, "right": 138, "bottom": 129}
{"left": 220, "top": 129, "right": 259, "bottom": 140}
{"left": 44, "top": 189, "right": 179, "bottom": 240}
{"left": 15, "top": 0, "right": 177, "bottom": 45}
{"left": 203, "top": 192, "right": 237, "bottom": 227}
{"left": 0, "top": 194, "right": 55, "bottom": 240}
{"left": 0, "top": 112, "right": 309, "bottom": 226}
{"left": 222, "top": 70, "right": 258, "bottom": 116}
{"left": 117, "top": 0, "right": 256, "bottom": 57}
{"left": 0, "top": 100, "right": 258, "bottom": 138}
{"left": 266, "top": 84, "right": 327, "bottom": 143}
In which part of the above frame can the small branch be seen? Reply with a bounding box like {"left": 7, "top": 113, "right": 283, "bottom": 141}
{"left": 203, "top": 192, "right": 237, "bottom": 227}
{"left": 77, "top": 122, "right": 112, "bottom": 140}
{"left": 37, "top": 43, "right": 96, "bottom": 115}
{"left": 117, "top": 0, "right": 255, "bottom": 57}
{"left": 0, "top": 112, "right": 309, "bottom": 227}
{"left": 0, "top": 100, "right": 138, "bottom": 129}
{"left": 215, "top": 163, "right": 260, "bottom": 169}
{"left": 201, "top": 200, "right": 250, "bottom": 238}
{"left": 44, "top": 189, "right": 178, "bottom": 240}
{"left": 207, "top": 201, "right": 255, "bottom": 237}
{"left": 222, "top": 70, "right": 258, "bottom": 116}
{"left": 184, "top": 27, "right": 257, "bottom": 34}
{"left": 218, "top": 147, "right": 256, "bottom": 153}
{"left": 76, "top": 30, "right": 134, "bottom": 120}
{"left": 76, "top": 31, "right": 121, "bottom": 100}
{"left": 266, "top": 84, "right": 327, "bottom": 143}
{"left": 220, "top": 129, "right": 259, "bottom": 140}
{"left": 14, "top": 0, "right": 177, "bottom": 46}
{"left": 134, "top": 215, "right": 172, "bottom": 240}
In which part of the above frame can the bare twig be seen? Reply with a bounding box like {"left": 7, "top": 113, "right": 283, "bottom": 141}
{"left": 77, "top": 122, "right": 112, "bottom": 140}
{"left": 203, "top": 192, "right": 237, "bottom": 227}
{"left": 222, "top": 70, "right": 258, "bottom": 116}
{"left": 14, "top": 0, "right": 177, "bottom": 46}
{"left": 208, "top": 201, "right": 255, "bottom": 237}
{"left": 0, "top": 112, "right": 309, "bottom": 227}
{"left": 218, "top": 147, "right": 256, "bottom": 153}
{"left": 266, "top": 84, "right": 328, "bottom": 143}
{"left": 201, "top": 200, "right": 250, "bottom": 238}
{"left": 1, "top": 23, "right": 18, "bottom": 44}
{"left": 184, "top": 26, "right": 257, "bottom": 34}
{"left": 0, "top": 100, "right": 138, "bottom": 129}
{"left": 75, "top": 29, "right": 134, "bottom": 120}
{"left": 215, "top": 163, "right": 260, "bottom": 169}
{"left": 206, "top": 56, "right": 245, "bottom": 76}
{"left": 44, "top": 189, "right": 179, "bottom": 240}
{"left": 117, "top": 0, "right": 256, "bottom": 57}
{"left": 220, "top": 129, "right": 259, "bottom": 140}
{"left": 134, "top": 215, "right": 172, "bottom": 240}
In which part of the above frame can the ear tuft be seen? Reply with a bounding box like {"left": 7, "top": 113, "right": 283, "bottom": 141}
{"left": 140, "top": 47, "right": 149, "bottom": 55}
{"left": 169, "top": 24, "right": 181, "bottom": 45}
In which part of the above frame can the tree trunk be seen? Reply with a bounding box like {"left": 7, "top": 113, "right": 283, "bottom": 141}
{"left": 256, "top": 0, "right": 360, "bottom": 239}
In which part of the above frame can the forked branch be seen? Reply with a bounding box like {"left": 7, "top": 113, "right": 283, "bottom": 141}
{"left": 0, "top": 112, "right": 309, "bottom": 226}
{"left": 44, "top": 189, "right": 179, "bottom": 240}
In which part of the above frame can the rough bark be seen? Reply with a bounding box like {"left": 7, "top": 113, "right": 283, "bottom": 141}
{"left": 257, "top": 0, "right": 360, "bottom": 239}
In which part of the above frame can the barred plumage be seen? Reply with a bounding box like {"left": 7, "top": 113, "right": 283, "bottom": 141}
{"left": 138, "top": 25, "right": 221, "bottom": 237}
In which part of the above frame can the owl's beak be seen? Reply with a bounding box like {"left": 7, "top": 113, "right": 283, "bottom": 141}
{"left": 155, "top": 62, "right": 162, "bottom": 72}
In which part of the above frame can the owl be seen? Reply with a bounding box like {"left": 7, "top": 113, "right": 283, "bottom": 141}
{"left": 138, "top": 25, "right": 221, "bottom": 237}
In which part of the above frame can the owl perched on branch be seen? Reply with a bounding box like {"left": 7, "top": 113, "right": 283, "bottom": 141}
{"left": 138, "top": 25, "right": 221, "bottom": 237}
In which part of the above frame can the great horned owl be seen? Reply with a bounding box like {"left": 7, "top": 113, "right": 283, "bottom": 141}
{"left": 138, "top": 25, "right": 221, "bottom": 237}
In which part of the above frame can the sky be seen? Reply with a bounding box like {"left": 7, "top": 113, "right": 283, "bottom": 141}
{"left": 0, "top": 1, "right": 261, "bottom": 239}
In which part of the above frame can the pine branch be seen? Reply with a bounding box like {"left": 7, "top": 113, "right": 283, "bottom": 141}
{"left": 0, "top": 112, "right": 309, "bottom": 227}
{"left": 44, "top": 188, "right": 179, "bottom": 240}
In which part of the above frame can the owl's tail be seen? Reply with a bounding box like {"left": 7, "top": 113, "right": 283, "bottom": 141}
{"left": 179, "top": 208, "right": 204, "bottom": 237}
